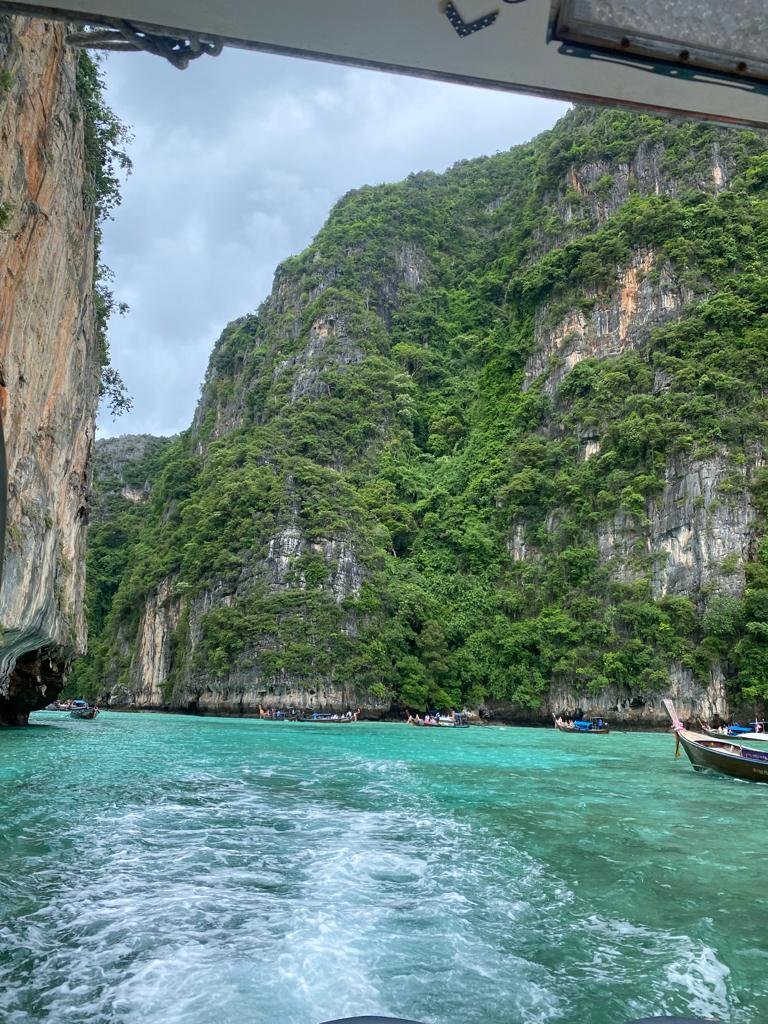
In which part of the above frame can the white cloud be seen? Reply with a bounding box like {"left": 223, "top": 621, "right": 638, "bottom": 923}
{"left": 98, "top": 47, "right": 567, "bottom": 437}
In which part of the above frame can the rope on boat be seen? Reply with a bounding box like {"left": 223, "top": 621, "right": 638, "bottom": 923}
{"left": 65, "top": 20, "right": 224, "bottom": 69}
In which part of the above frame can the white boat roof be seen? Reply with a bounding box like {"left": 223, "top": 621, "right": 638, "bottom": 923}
{"left": 4, "top": 0, "right": 768, "bottom": 127}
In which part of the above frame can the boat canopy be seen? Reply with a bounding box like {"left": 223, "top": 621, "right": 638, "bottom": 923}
{"left": 2, "top": 0, "right": 768, "bottom": 127}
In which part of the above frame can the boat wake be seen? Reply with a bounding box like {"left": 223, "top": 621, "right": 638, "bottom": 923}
{"left": 0, "top": 715, "right": 759, "bottom": 1024}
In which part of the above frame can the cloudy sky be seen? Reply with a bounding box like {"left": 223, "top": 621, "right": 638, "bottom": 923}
{"left": 99, "top": 46, "right": 567, "bottom": 437}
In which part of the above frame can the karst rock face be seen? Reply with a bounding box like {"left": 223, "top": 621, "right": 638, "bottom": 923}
{"left": 81, "top": 107, "right": 768, "bottom": 726}
{"left": 0, "top": 17, "right": 100, "bottom": 724}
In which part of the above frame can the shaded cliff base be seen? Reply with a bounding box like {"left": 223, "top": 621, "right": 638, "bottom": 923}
{"left": 0, "top": 649, "right": 67, "bottom": 725}
{"left": 98, "top": 670, "right": 745, "bottom": 730}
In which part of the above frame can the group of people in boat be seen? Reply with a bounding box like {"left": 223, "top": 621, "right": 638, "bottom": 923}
{"left": 405, "top": 709, "right": 462, "bottom": 727}
{"left": 554, "top": 715, "right": 605, "bottom": 730}
{"left": 406, "top": 711, "right": 438, "bottom": 726}
{"left": 306, "top": 709, "right": 360, "bottom": 721}
{"left": 258, "top": 705, "right": 290, "bottom": 720}
{"left": 257, "top": 704, "right": 360, "bottom": 721}
{"left": 705, "top": 720, "right": 764, "bottom": 735}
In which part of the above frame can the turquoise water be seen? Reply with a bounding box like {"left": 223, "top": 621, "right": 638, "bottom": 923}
{"left": 1, "top": 713, "right": 766, "bottom": 1024}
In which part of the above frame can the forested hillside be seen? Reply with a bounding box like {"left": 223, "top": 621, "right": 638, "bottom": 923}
{"left": 72, "top": 107, "right": 768, "bottom": 723}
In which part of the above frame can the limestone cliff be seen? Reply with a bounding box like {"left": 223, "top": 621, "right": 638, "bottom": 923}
{"left": 80, "top": 108, "right": 768, "bottom": 726}
{"left": 0, "top": 17, "right": 101, "bottom": 723}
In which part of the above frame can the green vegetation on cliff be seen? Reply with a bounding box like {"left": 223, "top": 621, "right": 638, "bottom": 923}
{"left": 76, "top": 51, "right": 133, "bottom": 417}
{"left": 73, "top": 107, "right": 768, "bottom": 715}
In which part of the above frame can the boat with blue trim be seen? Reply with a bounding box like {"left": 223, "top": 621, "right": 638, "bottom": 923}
{"left": 554, "top": 715, "right": 609, "bottom": 734}
{"left": 699, "top": 720, "right": 768, "bottom": 743}
{"left": 70, "top": 699, "right": 99, "bottom": 720}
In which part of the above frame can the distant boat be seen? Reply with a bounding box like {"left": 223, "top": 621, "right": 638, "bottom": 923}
{"left": 437, "top": 713, "right": 470, "bottom": 728}
{"left": 293, "top": 711, "right": 358, "bottom": 724}
{"left": 406, "top": 711, "right": 469, "bottom": 728}
{"left": 665, "top": 699, "right": 768, "bottom": 782}
{"left": 70, "top": 700, "right": 99, "bottom": 720}
{"left": 699, "top": 721, "right": 768, "bottom": 743}
{"left": 554, "top": 716, "right": 609, "bottom": 734}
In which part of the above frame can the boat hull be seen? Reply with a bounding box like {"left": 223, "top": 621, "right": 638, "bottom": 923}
{"left": 292, "top": 717, "right": 355, "bottom": 724}
{"left": 677, "top": 729, "right": 768, "bottom": 782}
{"left": 555, "top": 724, "right": 610, "bottom": 734}
{"left": 70, "top": 708, "right": 98, "bottom": 719}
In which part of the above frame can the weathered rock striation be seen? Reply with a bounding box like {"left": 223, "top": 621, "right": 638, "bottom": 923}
{"left": 0, "top": 17, "right": 101, "bottom": 724}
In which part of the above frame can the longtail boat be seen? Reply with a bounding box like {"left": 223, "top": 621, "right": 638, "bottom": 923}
{"left": 70, "top": 700, "right": 99, "bottom": 720}
{"left": 699, "top": 721, "right": 768, "bottom": 744}
{"left": 438, "top": 713, "right": 470, "bottom": 728}
{"left": 664, "top": 700, "right": 768, "bottom": 782}
{"left": 293, "top": 711, "right": 358, "bottom": 724}
{"left": 405, "top": 711, "right": 470, "bottom": 728}
{"left": 554, "top": 716, "right": 609, "bottom": 734}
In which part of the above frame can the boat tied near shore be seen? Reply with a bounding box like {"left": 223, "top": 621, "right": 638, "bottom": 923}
{"left": 406, "top": 710, "right": 471, "bottom": 728}
{"left": 294, "top": 711, "right": 359, "bottom": 724}
{"left": 258, "top": 705, "right": 360, "bottom": 723}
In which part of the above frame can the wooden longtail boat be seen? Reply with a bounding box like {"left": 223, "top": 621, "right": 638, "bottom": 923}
{"left": 699, "top": 722, "right": 768, "bottom": 743}
{"left": 435, "top": 713, "right": 470, "bottom": 728}
{"left": 293, "top": 712, "right": 358, "bottom": 724}
{"left": 554, "top": 716, "right": 610, "bottom": 734}
{"left": 70, "top": 700, "right": 99, "bottom": 720}
{"left": 406, "top": 712, "right": 470, "bottom": 728}
{"left": 664, "top": 700, "right": 768, "bottom": 782}
{"left": 259, "top": 704, "right": 359, "bottom": 723}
